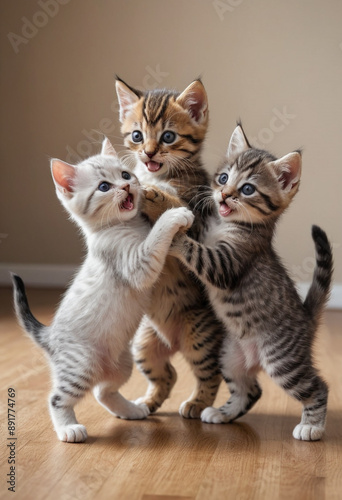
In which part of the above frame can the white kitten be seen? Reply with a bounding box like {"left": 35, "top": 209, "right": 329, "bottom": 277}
{"left": 12, "top": 138, "right": 194, "bottom": 443}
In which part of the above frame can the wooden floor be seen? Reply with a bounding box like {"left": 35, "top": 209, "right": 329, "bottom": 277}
{"left": 0, "top": 287, "right": 341, "bottom": 500}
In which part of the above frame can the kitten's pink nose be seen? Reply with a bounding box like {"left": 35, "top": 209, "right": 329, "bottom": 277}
{"left": 122, "top": 184, "right": 130, "bottom": 193}
{"left": 222, "top": 191, "right": 237, "bottom": 201}
{"left": 145, "top": 150, "right": 157, "bottom": 159}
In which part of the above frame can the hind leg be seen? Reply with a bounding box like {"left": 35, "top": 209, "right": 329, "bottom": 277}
{"left": 93, "top": 348, "right": 149, "bottom": 420}
{"left": 180, "top": 309, "right": 223, "bottom": 418}
{"left": 201, "top": 336, "right": 262, "bottom": 424}
{"left": 264, "top": 352, "right": 328, "bottom": 441}
{"left": 180, "top": 374, "right": 222, "bottom": 419}
{"left": 94, "top": 384, "right": 150, "bottom": 420}
{"left": 49, "top": 391, "right": 88, "bottom": 443}
{"left": 292, "top": 377, "right": 328, "bottom": 441}
{"left": 132, "top": 319, "right": 177, "bottom": 413}
{"left": 49, "top": 367, "right": 92, "bottom": 443}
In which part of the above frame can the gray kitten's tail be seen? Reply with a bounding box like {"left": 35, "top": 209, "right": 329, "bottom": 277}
{"left": 12, "top": 274, "right": 47, "bottom": 349}
{"left": 304, "top": 226, "right": 333, "bottom": 320}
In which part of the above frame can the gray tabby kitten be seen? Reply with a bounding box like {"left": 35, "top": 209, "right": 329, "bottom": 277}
{"left": 171, "top": 124, "right": 333, "bottom": 441}
{"left": 12, "top": 138, "right": 194, "bottom": 443}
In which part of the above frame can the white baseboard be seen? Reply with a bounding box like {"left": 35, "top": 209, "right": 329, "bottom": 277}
{"left": 1, "top": 263, "right": 341, "bottom": 309}
{"left": 296, "top": 282, "right": 342, "bottom": 310}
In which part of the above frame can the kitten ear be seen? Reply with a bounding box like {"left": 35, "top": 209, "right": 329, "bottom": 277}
{"left": 115, "top": 78, "right": 141, "bottom": 122}
{"left": 101, "top": 137, "right": 117, "bottom": 157}
{"left": 272, "top": 152, "right": 302, "bottom": 193}
{"left": 51, "top": 159, "right": 76, "bottom": 197}
{"left": 176, "top": 80, "right": 208, "bottom": 123}
{"left": 227, "top": 125, "right": 250, "bottom": 165}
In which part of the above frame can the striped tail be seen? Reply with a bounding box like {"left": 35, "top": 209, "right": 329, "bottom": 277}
{"left": 304, "top": 226, "right": 333, "bottom": 321}
{"left": 12, "top": 274, "right": 47, "bottom": 349}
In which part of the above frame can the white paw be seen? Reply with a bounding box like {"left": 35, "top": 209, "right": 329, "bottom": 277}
{"left": 292, "top": 424, "right": 325, "bottom": 441}
{"left": 56, "top": 424, "right": 88, "bottom": 443}
{"left": 134, "top": 397, "right": 147, "bottom": 406}
{"left": 166, "top": 207, "right": 194, "bottom": 230}
{"left": 201, "top": 407, "right": 229, "bottom": 424}
{"left": 119, "top": 402, "right": 150, "bottom": 420}
{"left": 179, "top": 400, "right": 188, "bottom": 416}
{"left": 179, "top": 399, "right": 205, "bottom": 418}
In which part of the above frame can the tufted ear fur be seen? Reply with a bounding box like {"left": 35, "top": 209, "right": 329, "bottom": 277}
{"left": 271, "top": 152, "right": 302, "bottom": 193}
{"left": 51, "top": 159, "right": 77, "bottom": 198}
{"left": 115, "top": 77, "right": 141, "bottom": 122}
{"left": 227, "top": 124, "right": 250, "bottom": 166}
{"left": 176, "top": 80, "right": 208, "bottom": 123}
{"left": 101, "top": 137, "right": 117, "bottom": 157}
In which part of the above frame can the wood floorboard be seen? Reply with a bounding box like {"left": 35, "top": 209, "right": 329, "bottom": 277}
{"left": 0, "top": 287, "right": 341, "bottom": 500}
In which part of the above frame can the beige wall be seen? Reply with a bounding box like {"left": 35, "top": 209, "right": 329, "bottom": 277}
{"left": 1, "top": 0, "right": 342, "bottom": 284}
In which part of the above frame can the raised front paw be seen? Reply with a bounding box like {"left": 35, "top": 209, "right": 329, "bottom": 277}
{"left": 144, "top": 186, "right": 165, "bottom": 202}
{"left": 142, "top": 185, "right": 184, "bottom": 223}
{"left": 201, "top": 407, "right": 230, "bottom": 424}
{"left": 162, "top": 207, "right": 194, "bottom": 232}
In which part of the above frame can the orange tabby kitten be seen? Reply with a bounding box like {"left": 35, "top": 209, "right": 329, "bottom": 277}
{"left": 115, "top": 78, "right": 224, "bottom": 417}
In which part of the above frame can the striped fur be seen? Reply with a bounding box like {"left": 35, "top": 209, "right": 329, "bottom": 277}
{"left": 12, "top": 138, "right": 194, "bottom": 442}
{"left": 116, "top": 77, "right": 212, "bottom": 239}
{"left": 116, "top": 79, "right": 224, "bottom": 417}
{"left": 171, "top": 124, "right": 333, "bottom": 440}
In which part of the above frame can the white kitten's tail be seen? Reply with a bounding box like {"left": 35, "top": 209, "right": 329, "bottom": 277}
{"left": 11, "top": 274, "right": 48, "bottom": 349}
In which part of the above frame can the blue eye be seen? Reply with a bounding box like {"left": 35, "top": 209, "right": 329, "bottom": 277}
{"left": 218, "top": 173, "right": 228, "bottom": 185}
{"left": 161, "top": 131, "right": 176, "bottom": 144}
{"left": 122, "top": 171, "right": 131, "bottom": 180}
{"left": 241, "top": 183, "right": 255, "bottom": 196}
{"left": 132, "top": 130, "right": 143, "bottom": 143}
{"left": 98, "top": 182, "right": 111, "bottom": 192}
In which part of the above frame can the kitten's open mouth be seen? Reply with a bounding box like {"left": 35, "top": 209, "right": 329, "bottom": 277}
{"left": 219, "top": 202, "right": 234, "bottom": 217}
{"left": 120, "top": 193, "right": 134, "bottom": 211}
{"left": 146, "top": 161, "right": 163, "bottom": 172}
